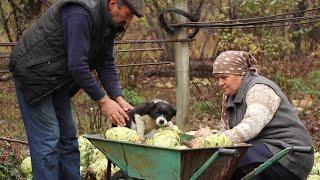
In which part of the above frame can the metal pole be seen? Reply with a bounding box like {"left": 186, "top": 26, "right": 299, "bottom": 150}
{"left": 174, "top": 0, "right": 189, "bottom": 129}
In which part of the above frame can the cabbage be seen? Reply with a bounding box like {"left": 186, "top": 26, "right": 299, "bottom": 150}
{"left": 151, "top": 127, "right": 181, "bottom": 148}
{"left": 78, "top": 136, "right": 112, "bottom": 179}
{"left": 204, "top": 133, "right": 233, "bottom": 147}
{"left": 144, "top": 126, "right": 182, "bottom": 147}
{"left": 145, "top": 137, "right": 154, "bottom": 145}
{"left": 159, "top": 125, "right": 182, "bottom": 134}
{"left": 307, "top": 175, "right": 320, "bottom": 180}
{"left": 310, "top": 163, "right": 320, "bottom": 175}
{"left": 191, "top": 134, "right": 233, "bottom": 148}
{"left": 315, "top": 152, "right": 320, "bottom": 164}
{"left": 78, "top": 136, "right": 95, "bottom": 166}
{"left": 153, "top": 136, "right": 179, "bottom": 148}
{"left": 25, "top": 173, "right": 33, "bottom": 180}
{"left": 310, "top": 151, "right": 320, "bottom": 176}
{"left": 87, "top": 159, "right": 108, "bottom": 175}
{"left": 78, "top": 136, "right": 95, "bottom": 151}
{"left": 90, "top": 149, "right": 106, "bottom": 163}
{"left": 190, "top": 137, "right": 206, "bottom": 148}
{"left": 80, "top": 151, "right": 92, "bottom": 167}
{"left": 20, "top": 156, "right": 32, "bottom": 175}
{"left": 105, "top": 127, "right": 141, "bottom": 143}
{"left": 95, "top": 164, "right": 121, "bottom": 180}
{"left": 78, "top": 135, "right": 120, "bottom": 179}
{"left": 95, "top": 165, "right": 121, "bottom": 179}
{"left": 111, "top": 165, "right": 120, "bottom": 175}
{"left": 80, "top": 165, "right": 87, "bottom": 177}
{"left": 96, "top": 168, "right": 106, "bottom": 180}
{"left": 174, "top": 145, "right": 189, "bottom": 150}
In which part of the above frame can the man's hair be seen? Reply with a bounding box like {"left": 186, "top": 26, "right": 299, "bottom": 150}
{"left": 116, "top": 0, "right": 126, "bottom": 7}
{"left": 114, "top": 0, "right": 145, "bottom": 18}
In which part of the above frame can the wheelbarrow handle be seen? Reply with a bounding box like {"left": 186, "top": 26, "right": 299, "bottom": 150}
{"left": 291, "top": 146, "right": 313, "bottom": 154}
{"left": 189, "top": 148, "right": 239, "bottom": 180}
{"left": 242, "top": 145, "right": 314, "bottom": 180}
{"left": 218, "top": 148, "right": 240, "bottom": 157}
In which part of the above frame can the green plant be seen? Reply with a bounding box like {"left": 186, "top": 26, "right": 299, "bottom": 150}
{"left": 290, "top": 70, "right": 320, "bottom": 98}
{"left": 271, "top": 71, "right": 293, "bottom": 96}
{"left": 122, "top": 88, "right": 145, "bottom": 106}
{"left": 193, "top": 101, "right": 215, "bottom": 113}
{"left": 0, "top": 147, "right": 22, "bottom": 179}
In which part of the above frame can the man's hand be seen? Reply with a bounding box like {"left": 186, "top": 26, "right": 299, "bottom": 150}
{"left": 115, "top": 96, "right": 134, "bottom": 112}
{"left": 98, "top": 96, "right": 129, "bottom": 126}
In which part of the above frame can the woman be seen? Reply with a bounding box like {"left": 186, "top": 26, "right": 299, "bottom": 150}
{"left": 212, "top": 51, "right": 314, "bottom": 179}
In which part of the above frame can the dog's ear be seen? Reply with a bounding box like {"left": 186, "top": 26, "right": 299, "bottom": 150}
{"left": 172, "top": 108, "right": 177, "bottom": 116}
{"left": 145, "top": 101, "right": 156, "bottom": 111}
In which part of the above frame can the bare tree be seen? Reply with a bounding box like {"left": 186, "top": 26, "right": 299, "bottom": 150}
{"left": 0, "top": 0, "right": 48, "bottom": 42}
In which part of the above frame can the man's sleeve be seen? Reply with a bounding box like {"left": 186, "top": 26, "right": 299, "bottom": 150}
{"left": 96, "top": 38, "right": 123, "bottom": 99}
{"left": 62, "top": 4, "right": 105, "bottom": 101}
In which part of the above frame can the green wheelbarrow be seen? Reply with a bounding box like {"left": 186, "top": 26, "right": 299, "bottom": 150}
{"left": 84, "top": 134, "right": 250, "bottom": 180}
{"left": 84, "top": 134, "right": 313, "bottom": 180}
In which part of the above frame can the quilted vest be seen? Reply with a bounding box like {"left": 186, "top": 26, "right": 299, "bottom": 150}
{"left": 9, "top": 0, "right": 116, "bottom": 105}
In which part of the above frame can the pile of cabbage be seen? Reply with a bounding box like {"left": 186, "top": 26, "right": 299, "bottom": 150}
{"left": 20, "top": 136, "right": 119, "bottom": 180}
{"left": 308, "top": 151, "right": 320, "bottom": 180}
{"left": 105, "top": 126, "right": 183, "bottom": 148}
{"left": 104, "top": 126, "right": 233, "bottom": 149}
{"left": 78, "top": 136, "right": 119, "bottom": 179}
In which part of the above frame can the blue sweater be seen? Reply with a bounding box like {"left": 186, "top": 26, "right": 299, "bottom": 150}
{"left": 61, "top": 4, "right": 122, "bottom": 101}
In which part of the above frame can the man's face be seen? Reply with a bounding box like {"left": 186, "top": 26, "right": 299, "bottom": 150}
{"left": 215, "top": 74, "right": 243, "bottom": 96}
{"left": 109, "top": 1, "right": 134, "bottom": 32}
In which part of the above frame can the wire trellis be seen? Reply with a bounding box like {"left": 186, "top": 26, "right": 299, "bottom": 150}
{"left": 160, "top": 7, "right": 320, "bottom": 37}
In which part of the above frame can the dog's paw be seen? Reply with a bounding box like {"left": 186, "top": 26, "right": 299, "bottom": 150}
{"left": 140, "top": 136, "right": 145, "bottom": 142}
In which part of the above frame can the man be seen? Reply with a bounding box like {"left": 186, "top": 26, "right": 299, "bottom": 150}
{"left": 9, "top": 0, "right": 144, "bottom": 179}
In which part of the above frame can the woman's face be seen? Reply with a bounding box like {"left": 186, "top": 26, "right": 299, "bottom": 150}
{"left": 215, "top": 74, "right": 243, "bottom": 96}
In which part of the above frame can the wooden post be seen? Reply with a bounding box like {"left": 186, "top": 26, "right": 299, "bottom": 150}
{"left": 173, "top": 0, "right": 189, "bottom": 129}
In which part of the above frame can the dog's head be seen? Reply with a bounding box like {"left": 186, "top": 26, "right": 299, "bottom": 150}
{"left": 146, "top": 99, "right": 176, "bottom": 127}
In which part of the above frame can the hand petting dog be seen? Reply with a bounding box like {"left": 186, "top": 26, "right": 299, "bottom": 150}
{"left": 99, "top": 96, "right": 133, "bottom": 126}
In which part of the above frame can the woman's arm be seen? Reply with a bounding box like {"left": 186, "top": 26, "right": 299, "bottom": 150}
{"left": 222, "top": 84, "right": 281, "bottom": 143}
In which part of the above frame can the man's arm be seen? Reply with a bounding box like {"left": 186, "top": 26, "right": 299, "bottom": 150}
{"left": 62, "top": 4, "right": 105, "bottom": 101}
{"left": 96, "top": 34, "right": 133, "bottom": 112}
{"left": 61, "top": 4, "right": 130, "bottom": 126}
{"left": 96, "top": 39, "right": 122, "bottom": 99}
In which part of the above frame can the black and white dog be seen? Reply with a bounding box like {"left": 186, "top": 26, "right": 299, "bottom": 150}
{"left": 127, "top": 99, "right": 176, "bottom": 138}
{"left": 110, "top": 100, "right": 176, "bottom": 180}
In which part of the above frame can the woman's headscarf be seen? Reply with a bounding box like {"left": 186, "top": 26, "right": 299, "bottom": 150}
{"left": 212, "top": 51, "right": 260, "bottom": 130}
{"left": 212, "top": 51, "right": 259, "bottom": 76}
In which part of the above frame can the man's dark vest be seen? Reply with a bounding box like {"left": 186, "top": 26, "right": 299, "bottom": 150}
{"left": 226, "top": 73, "right": 314, "bottom": 179}
{"left": 9, "top": 0, "right": 116, "bottom": 105}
